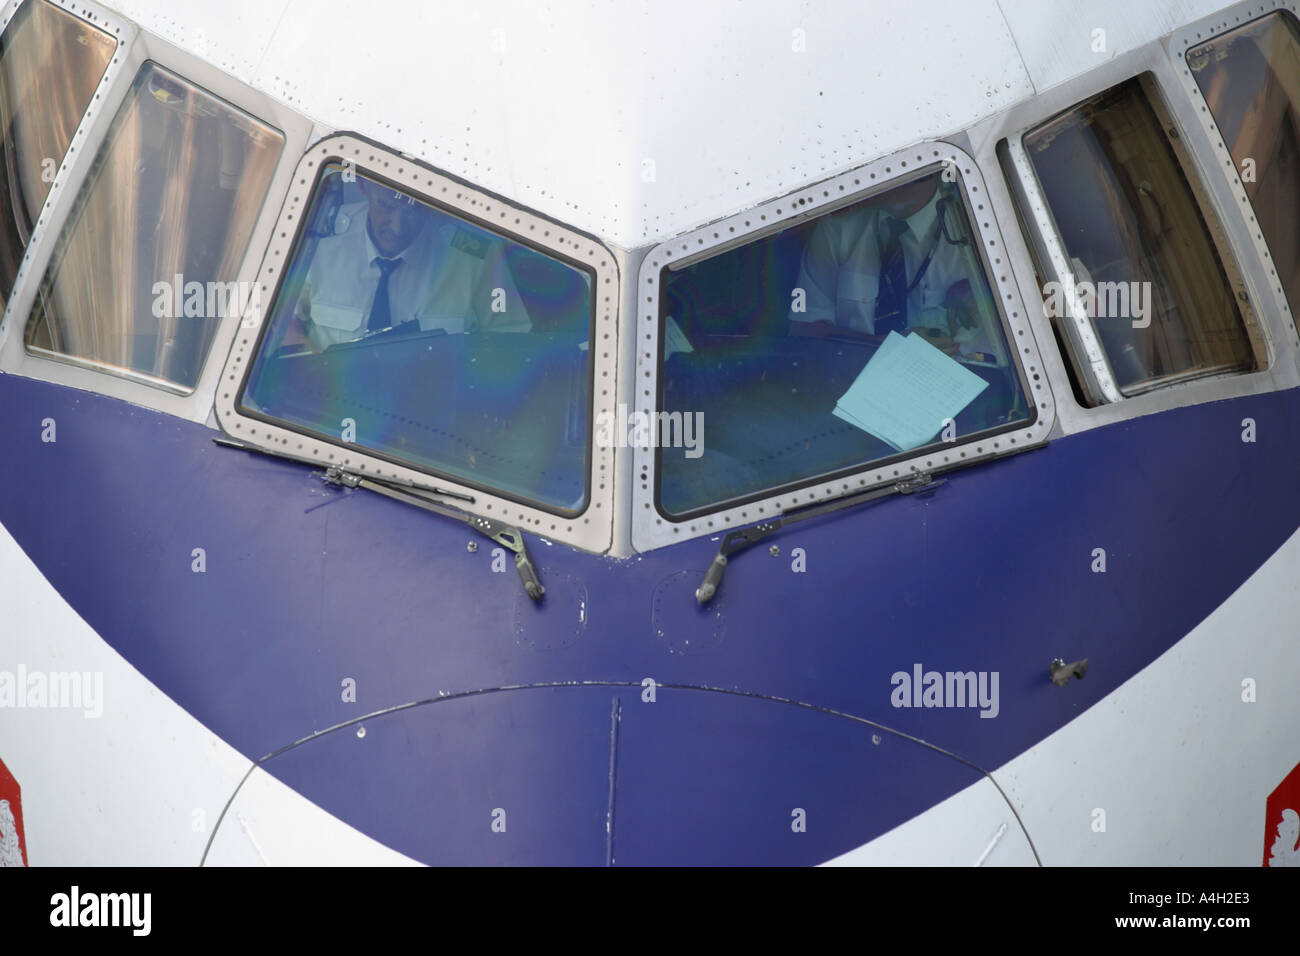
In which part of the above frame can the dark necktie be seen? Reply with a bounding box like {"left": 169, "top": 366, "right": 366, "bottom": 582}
{"left": 874, "top": 216, "right": 909, "bottom": 335}
{"left": 367, "top": 256, "right": 403, "bottom": 331}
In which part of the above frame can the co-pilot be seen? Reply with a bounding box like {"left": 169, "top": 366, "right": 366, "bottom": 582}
{"left": 788, "top": 174, "right": 998, "bottom": 362}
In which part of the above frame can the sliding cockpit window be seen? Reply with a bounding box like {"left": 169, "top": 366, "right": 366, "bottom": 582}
{"left": 655, "top": 168, "right": 1031, "bottom": 518}
{"left": 0, "top": 0, "right": 116, "bottom": 310}
{"left": 1188, "top": 11, "right": 1300, "bottom": 322}
{"left": 1023, "top": 74, "right": 1264, "bottom": 402}
{"left": 237, "top": 164, "right": 595, "bottom": 514}
{"left": 24, "top": 62, "right": 284, "bottom": 391}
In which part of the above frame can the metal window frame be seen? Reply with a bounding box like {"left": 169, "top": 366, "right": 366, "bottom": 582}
{"left": 1170, "top": 0, "right": 1300, "bottom": 354}
{"left": 981, "top": 29, "right": 1298, "bottom": 436}
{"left": 215, "top": 133, "right": 620, "bottom": 555}
{"left": 0, "top": 0, "right": 313, "bottom": 424}
{"left": 1011, "top": 72, "right": 1270, "bottom": 405}
{"left": 0, "top": 0, "right": 132, "bottom": 334}
{"left": 630, "top": 141, "right": 1056, "bottom": 552}
{"left": 1003, "top": 131, "right": 1126, "bottom": 406}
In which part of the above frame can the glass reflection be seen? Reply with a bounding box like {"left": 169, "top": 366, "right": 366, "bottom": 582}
{"left": 241, "top": 166, "right": 594, "bottom": 514}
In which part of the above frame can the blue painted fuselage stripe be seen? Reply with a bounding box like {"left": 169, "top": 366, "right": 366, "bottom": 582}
{"left": 1, "top": 372, "right": 1295, "bottom": 862}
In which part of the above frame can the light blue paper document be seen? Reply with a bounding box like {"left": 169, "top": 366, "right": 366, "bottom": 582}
{"left": 833, "top": 331, "right": 989, "bottom": 451}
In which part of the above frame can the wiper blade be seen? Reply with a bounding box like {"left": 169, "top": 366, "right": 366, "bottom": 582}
{"left": 695, "top": 471, "right": 943, "bottom": 605}
{"left": 214, "top": 437, "right": 544, "bottom": 601}
{"left": 214, "top": 436, "right": 474, "bottom": 503}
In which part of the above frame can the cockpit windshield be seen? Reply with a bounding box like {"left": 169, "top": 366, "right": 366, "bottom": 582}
{"left": 655, "top": 169, "right": 1031, "bottom": 517}
{"left": 24, "top": 62, "right": 283, "bottom": 391}
{"left": 240, "top": 165, "right": 595, "bottom": 514}
{"left": 0, "top": 0, "right": 116, "bottom": 310}
{"left": 1188, "top": 12, "right": 1300, "bottom": 322}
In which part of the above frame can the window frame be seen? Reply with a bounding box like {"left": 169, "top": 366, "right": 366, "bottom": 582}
{"left": 630, "top": 141, "right": 1056, "bottom": 551}
{"left": 987, "top": 32, "right": 1296, "bottom": 434}
{"left": 0, "top": 0, "right": 131, "bottom": 339}
{"left": 1009, "top": 73, "right": 1269, "bottom": 405}
{"left": 215, "top": 133, "right": 620, "bottom": 554}
{"left": 1171, "top": 0, "right": 1300, "bottom": 350}
{"left": 0, "top": 0, "right": 312, "bottom": 424}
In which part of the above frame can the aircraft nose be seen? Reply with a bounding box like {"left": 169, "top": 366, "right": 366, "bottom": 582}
{"left": 212, "top": 683, "right": 987, "bottom": 865}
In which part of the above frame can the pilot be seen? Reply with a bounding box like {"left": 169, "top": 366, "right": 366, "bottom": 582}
{"left": 284, "top": 176, "right": 530, "bottom": 351}
{"left": 788, "top": 174, "right": 998, "bottom": 361}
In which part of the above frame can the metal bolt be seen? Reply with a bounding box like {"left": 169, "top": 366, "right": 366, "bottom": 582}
{"left": 769, "top": 545, "right": 780, "bottom": 556}
{"left": 467, "top": 541, "right": 478, "bottom": 552}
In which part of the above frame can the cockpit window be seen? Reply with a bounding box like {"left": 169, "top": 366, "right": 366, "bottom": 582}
{"left": 656, "top": 168, "right": 1031, "bottom": 518}
{"left": 1024, "top": 75, "right": 1261, "bottom": 399}
{"left": 1188, "top": 12, "right": 1300, "bottom": 321}
{"left": 0, "top": 0, "right": 116, "bottom": 310}
{"left": 238, "top": 164, "right": 595, "bottom": 514}
{"left": 24, "top": 62, "right": 283, "bottom": 391}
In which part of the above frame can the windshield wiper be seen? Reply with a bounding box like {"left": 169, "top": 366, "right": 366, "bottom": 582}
{"left": 695, "top": 472, "right": 943, "bottom": 605}
{"left": 214, "top": 437, "right": 544, "bottom": 601}
{"left": 215, "top": 436, "right": 473, "bottom": 502}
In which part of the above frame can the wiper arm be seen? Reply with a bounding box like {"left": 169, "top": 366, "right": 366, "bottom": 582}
{"left": 695, "top": 471, "right": 943, "bottom": 605}
{"left": 318, "top": 467, "right": 543, "bottom": 600}
{"left": 214, "top": 436, "right": 474, "bottom": 503}
{"left": 214, "top": 437, "right": 544, "bottom": 601}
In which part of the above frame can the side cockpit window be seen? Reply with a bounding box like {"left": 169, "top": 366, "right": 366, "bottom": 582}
{"left": 237, "top": 164, "right": 595, "bottom": 514}
{"left": 656, "top": 167, "right": 1032, "bottom": 518}
{"left": 24, "top": 61, "right": 283, "bottom": 391}
{"left": 1188, "top": 11, "right": 1300, "bottom": 322}
{"left": 0, "top": 0, "right": 116, "bottom": 310}
{"left": 1022, "top": 74, "right": 1265, "bottom": 402}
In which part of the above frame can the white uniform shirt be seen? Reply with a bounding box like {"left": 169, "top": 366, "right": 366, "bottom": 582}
{"left": 791, "top": 191, "right": 981, "bottom": 337}
{"left": 300, "top": 201, "right": 531, "bottom": 350}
